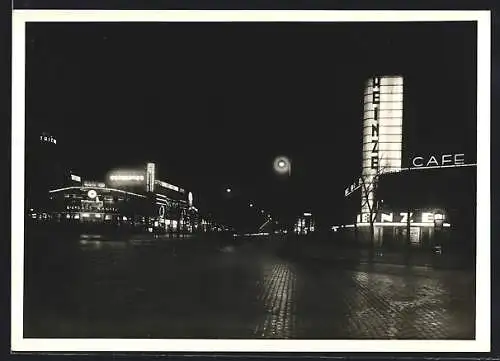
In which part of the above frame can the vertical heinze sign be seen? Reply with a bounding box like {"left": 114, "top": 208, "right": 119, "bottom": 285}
{"left": 146, "top": 163, "right": 156, "bottom": 192}
{"left": 361, "top": 76, "right": 403, "bottom": 218}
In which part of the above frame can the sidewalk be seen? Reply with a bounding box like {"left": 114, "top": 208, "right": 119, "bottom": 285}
{"left": 277, "top": 239, "right": 474, "bottom": 272}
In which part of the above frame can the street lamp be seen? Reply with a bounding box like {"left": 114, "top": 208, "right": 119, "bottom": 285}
{"left": 226, "top": 188, "right": 231, "bottom": 193}
{"left": 249, "top": 203, "right": 254, "bottom": 208}
{"left": 273, "top": 156, "right": 291, "bottom": 176}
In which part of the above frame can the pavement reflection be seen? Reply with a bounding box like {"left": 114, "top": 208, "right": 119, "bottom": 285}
{"left": 24, "top": 234, "right": 475, "bottom": 339}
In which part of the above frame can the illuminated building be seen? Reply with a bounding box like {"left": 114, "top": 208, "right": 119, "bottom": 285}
{"left": 294, "top": 212, "right": 315, "bottom": 235}
{"left": 33, "top": 162, "right": 203, "bottom": 234}
{"left": 340, "top": 75, "right": 476, "bottom": 250}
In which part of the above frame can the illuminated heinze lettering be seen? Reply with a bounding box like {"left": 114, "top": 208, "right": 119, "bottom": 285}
{"left": 357, "top": 211, "right": 443, "bottom": 224}
{"left": 361, "top": 75, "right": 403, "bottom": 215}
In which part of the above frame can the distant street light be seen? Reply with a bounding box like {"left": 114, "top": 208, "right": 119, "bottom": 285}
{"left": 261, "top": 210, "right": 265, "bottom": 214}
{"left": 249, "top": 203, "right": 254, "bottom": 207}
{"left": 273, "top": 156, "right": 291, "bottom": 176}
{"left": 226, "top": 188, "right": 231, "bottom": 193}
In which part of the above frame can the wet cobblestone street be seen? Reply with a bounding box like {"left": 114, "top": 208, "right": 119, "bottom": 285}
{"left": 24, "top": 234, "right": 475, "bottom": 339}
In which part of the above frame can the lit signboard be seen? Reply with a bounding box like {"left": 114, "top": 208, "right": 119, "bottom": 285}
{"left": 109, "top": 175, "right": 145, "bottom": 181}
{"left": 357, "top": 211, "right": 443, "bottom": 224}
{"left": 411, "top": 153, "right": 466, "bottom": 168}
{"left": 188, "top": 192, "right": 193, "bottom": 206}
{"left": 156, "top": 180, "right": 179, "bottom": 192}
{"left": 40, "top": 134, "right": 57, "bottom": 144}
{"left": 108, "top": 170, "right": 146, "bottom": 186}
{"left": 345, "top": 177, "right": 362, "bottom": 197}
{"left": 361, "top": 75, "right": 403, "bottom": 215}
{"left": 146, "top": 163, "right": 156, "bottom": 192}
{"left": 83, "top": 181, "right": 105, "bottom": 188}
{"left": 71, "top": 174, "right": 81, "bottom": 182}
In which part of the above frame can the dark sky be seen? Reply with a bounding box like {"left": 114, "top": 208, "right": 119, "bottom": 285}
{"left": 25, "top": 21, "right": 477, "bottom": 226}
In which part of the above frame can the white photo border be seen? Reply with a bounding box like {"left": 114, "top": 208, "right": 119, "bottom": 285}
{"left": 11, "top": 10, "right": 491, "bottom": 353}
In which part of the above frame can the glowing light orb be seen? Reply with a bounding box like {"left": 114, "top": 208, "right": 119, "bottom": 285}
{"left": 273, "top": 156, "right": 291, "bottom": 175}
{"left": 87, "top": 190, "right": 97, "bottom": 199}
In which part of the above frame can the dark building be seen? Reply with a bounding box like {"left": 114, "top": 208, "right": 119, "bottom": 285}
{"left": 376, "top": 165, "right": 476, "bottom": 252}
{"left": 25, "top": 130, "right": 71, "bottom": 214}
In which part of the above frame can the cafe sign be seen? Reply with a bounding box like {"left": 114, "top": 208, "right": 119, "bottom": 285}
{"left": 411, "top": 153, "right": 465, "bottom": 168}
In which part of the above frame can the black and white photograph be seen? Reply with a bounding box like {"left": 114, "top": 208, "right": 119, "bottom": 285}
{"left": 11, "top": 10, "right": 490, "bottom": 353}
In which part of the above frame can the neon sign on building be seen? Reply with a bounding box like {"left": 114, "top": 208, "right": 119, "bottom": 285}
{"left": 361, "top": 75, "right": 403, "bottom": 220}
{"left": 146, "top": 163, "right": 156, "bottom": 192}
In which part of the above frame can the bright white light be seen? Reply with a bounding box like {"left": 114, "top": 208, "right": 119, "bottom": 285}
{"left": 303, "top": 212, "right": 312, "bottom": 216}
{"left": 434, "top": 213, "right": 445, "bottom": 221}
{"left": 361, "top": 75, "right": 403, "bottom": 216}
{"left": 123, "top": 216, "right": 128, "bottom": 221}
{"left": 273, "top": 156, "right": 291, "bottom": 175}
{"left": 95, "top": 214, "right": 101, "bottom": 218}
{"left": 87, "top": 190, "right": 97, "bottom": 199}
{"left": 156, "top": 180, "right": 180, "bottom": 192}
{"left": 146, "top": 163, "right": 156, "bottom": 192}
{"left": 110, "top": 174, "right": 145, "bottom": 181}
{"left": 226, "top": 188, "right": 231, "bottom": 193}
{"left": 249, "top": 203, "right": 254, "bottom": 207}
{"left": 81, "top": 213, "right": 90, "bottom": 218}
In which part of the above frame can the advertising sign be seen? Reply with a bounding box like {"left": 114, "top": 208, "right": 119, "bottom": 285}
{"left": 146, "top": 163, "right": 156, "bottom": 192}
{"left": 108, "top": 169, "right": 146, "bottom": 186}
{"left": 411, "top": 153, "right": 466, "bottom": 168}
{"left": 361, "top": 76, "right": 403, "bottom": 214}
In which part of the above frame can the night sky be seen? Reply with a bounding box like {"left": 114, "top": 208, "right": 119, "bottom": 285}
{"left": 25, "top": 21, "right": 477, "bottom": 226}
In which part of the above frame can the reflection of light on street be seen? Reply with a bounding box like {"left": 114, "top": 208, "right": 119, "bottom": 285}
{"left": 346, "top": 270, "right": 452, "bottom": 339}
{"left": 255, "top": 261, "right": 296, "bottom": 338}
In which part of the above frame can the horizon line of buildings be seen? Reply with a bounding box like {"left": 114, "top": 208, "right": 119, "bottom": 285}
{"left": 26, "top": 132, "right": 232, "bottom": 234}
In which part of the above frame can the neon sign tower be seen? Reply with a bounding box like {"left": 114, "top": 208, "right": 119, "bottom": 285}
{"left": 361, "top": 75, "right": 403, "bottom": 221}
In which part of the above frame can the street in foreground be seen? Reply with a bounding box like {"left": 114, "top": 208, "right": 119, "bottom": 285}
{"left": 24, "top": 233, "right": 475, "bottom": 339}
